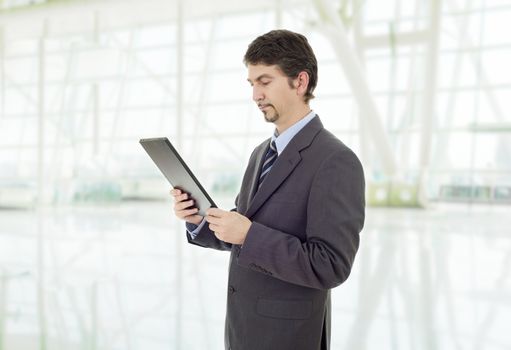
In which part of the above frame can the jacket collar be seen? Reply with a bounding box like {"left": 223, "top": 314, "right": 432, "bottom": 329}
{"left": 245, "top": 115, "right": 324, "bottom": 218}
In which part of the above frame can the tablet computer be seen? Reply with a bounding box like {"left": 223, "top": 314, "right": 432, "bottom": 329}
{"left": 140, "top": 137, "right": 216, "bottom": 216}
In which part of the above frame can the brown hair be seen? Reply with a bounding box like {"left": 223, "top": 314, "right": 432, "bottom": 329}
{"left": 243, "top": 29, "right": 318, "bottom": 103}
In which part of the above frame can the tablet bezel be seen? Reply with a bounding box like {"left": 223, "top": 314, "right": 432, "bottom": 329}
{"left": 140, "top": 137, "right": 216, "bottom": 216}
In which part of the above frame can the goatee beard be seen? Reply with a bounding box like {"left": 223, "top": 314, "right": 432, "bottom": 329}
{"left": 263, "top": 109, "right": 279, "bottom": 123}
{"left": 264, "top": 114, "right": 279, "bottom": 123}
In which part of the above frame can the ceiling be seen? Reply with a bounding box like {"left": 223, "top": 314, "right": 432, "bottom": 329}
{"left": 0, "top": 0, "right": 310, "bottom": 41}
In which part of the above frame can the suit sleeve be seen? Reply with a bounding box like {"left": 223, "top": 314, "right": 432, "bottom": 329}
{"left": 185, "top": 194, "right": 241, "bottom": 251}
{"left": 186, "top": 221, "right": 232, "bottom": 251}
{"left": 185, "top": 146, "right": 259, "bottom": 252}
{"left": 237, "top": 149, "right": 365, "bottom": 290}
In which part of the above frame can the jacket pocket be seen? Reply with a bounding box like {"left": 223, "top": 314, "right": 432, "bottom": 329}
{"left": 256, "top": 298, "right": 312, "bottom": 320}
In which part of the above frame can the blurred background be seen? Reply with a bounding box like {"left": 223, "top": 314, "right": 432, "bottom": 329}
{"left": 0, "top": 0, "right": 510, "bottom": 349}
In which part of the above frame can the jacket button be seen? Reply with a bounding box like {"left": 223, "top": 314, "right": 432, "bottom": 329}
{"left": 228, "top": 285, "right": 235, "bottom": 294}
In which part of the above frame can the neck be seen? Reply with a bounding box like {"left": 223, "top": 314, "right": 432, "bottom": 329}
{"left": 275, "top": 105, "right": 311, "bottom": 134}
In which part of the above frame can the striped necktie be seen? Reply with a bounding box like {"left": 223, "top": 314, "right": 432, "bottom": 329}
{"left": 258, "top": 139, "right": 278, "bottom": 189}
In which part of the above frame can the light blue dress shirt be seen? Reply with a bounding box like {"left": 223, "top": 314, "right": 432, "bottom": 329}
{"left": 186, "top": 110, "right": 317, "bottom": 238}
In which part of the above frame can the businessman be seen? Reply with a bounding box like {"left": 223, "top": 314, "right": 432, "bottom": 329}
{"left": 171, "top": 29, "right": 365, "bottom": 350}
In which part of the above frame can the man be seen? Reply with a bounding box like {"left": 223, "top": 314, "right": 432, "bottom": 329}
{"left": 171, "top": 29, "right": 365, "bottom": 350}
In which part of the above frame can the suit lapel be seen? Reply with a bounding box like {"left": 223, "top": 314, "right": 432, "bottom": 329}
{"left": 247, "top": 142, "right": 269, "bottom": 203}
{"left": 245, "top": 116, "right": 324, "bottom": 219}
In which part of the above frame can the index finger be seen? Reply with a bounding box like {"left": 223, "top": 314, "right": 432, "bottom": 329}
{"left": 170, "top": 188, "right": 182, "bottom": 196}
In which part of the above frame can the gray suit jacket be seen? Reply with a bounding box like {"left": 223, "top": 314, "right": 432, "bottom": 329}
{"left": 187, "top": 116, "right": 365, "bottom": 350}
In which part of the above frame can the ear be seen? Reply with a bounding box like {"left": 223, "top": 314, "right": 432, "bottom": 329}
{"left": 294, "top": 71, "right": 310, "bottom": 97}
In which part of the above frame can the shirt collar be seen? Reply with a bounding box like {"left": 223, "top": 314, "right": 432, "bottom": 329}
{"left": 271, "top": 110, "right": 316, "bottom": 155}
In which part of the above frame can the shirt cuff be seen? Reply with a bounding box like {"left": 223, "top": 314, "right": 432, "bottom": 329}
{"left": 186, "top": 219, "right": 206, "bottom": 239}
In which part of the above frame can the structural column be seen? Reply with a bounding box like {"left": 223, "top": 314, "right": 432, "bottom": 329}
{"left": 175, "top": 1, "right": 184, "bottom": 349}
{"left": 313, "top": 0, "right": 397, "bottom": 177}
{"left": 37, "top": 19, "right": 48, "bottom": 350}
{"left": 418, "top": 0, "right": 442, "bottom": 204}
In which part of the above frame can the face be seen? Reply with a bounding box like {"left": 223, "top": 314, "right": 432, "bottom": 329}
{"left": 247, "top": 64, "right": 301, "bottom": 126}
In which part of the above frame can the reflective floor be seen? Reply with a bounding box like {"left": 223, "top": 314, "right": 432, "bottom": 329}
{"left": 0, "top": 202, "right": 510, "bottom": 349}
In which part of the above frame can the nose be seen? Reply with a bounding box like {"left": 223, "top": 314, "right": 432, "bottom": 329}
{"left": 252, "top": 86, "right": 264, "bottom": 102}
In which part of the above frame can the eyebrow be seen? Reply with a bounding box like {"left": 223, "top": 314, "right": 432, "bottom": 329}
{"left": 247, "top": 74, "right": 274, "bottom": 84}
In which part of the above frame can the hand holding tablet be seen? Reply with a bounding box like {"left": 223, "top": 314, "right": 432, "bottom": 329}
{"left": 140, "top": 137, "right": 216, "bottom": 216}
{"left": 170, "top": 188, "right": 203, "bottom": 225}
